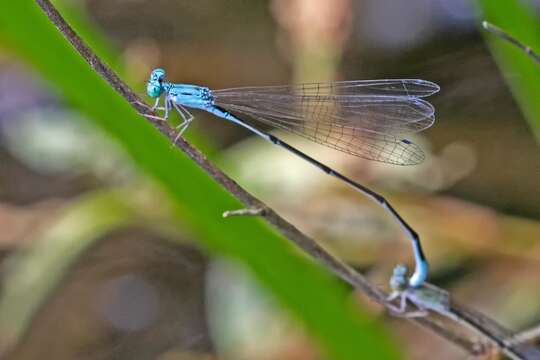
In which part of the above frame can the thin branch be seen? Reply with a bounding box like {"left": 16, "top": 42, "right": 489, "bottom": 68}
{"left": 508, "top": 324, "right": 540, "bottom": 346}
{"left": 33, "top": 0, "right": 532, "bottom": 358}
{"left": 482, "top": 21, "right": 540, "bottom": 65}
{"left": 222, "top": 207, "right": 267, "bottom": 218}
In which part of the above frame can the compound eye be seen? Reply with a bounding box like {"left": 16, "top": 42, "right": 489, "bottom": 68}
{"left": 150, "top": 68, "right": 166, "bottom": 82}
{"left": 147, "top": 84, "right": 162, "bottom": 98}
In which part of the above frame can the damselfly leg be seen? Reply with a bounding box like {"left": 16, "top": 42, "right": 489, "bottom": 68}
{"left": 386, "top": 264, "right": 453, "bottom": 319}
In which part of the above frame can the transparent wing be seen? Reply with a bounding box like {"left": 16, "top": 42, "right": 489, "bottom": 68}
{"left": 217, "top": 103, "right": 426, "bottom": 165}
{"left": 212, "top": 79, "right": 438, "bottom": 165}
{"left": 214, "top": 79, "right": 440, "bottom": 98}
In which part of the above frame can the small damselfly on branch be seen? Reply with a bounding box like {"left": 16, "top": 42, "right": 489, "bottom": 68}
{"left": 146, "top": 69, "right": 439, "bottom": 288}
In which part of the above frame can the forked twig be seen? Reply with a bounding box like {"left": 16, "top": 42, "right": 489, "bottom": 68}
{"left": 507, "top": 324, "right": 540, "bottom": 346}
{"left": 32, "top": 1, "right": 533, "bottom": 358}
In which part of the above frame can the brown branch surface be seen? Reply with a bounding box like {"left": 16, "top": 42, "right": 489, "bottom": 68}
{"left": 33, "top": 1, "right": 535, "bottom": 358}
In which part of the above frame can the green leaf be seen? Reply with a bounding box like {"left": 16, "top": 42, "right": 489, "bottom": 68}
{"left": 0, "top": 2, "right": 399, "bottom": 359}
{"left": 477, "top": 0, "right": 540, "bottom": 141}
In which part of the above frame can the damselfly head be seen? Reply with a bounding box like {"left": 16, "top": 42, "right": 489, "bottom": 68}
{"left": 389, "top": 264, "right": 409, "bottom": 292}
{"left": 147, "top": 68, "right": 166, "bottom": 98}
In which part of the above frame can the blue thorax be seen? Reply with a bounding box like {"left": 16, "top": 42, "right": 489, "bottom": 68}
{"left": 166, "top": 83, "right": 213, "bottom": 110}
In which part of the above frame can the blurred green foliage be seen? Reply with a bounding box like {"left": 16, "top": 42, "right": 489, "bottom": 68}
{"left": 0, "top": 1, "right": 400, "bottom": 359}
{"left": 478, "top": 0, "right": 540, "bottom": 142}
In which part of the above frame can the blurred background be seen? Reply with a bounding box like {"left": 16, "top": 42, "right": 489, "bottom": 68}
{"left": 0, "top": 0, "right": 539, "bottom": 359}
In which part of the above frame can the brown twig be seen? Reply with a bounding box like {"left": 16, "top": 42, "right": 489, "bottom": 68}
{"left": 482, "top": 21, "right": 540, "bottom": 65}
{"left": 33, "top": 0, "right": 533, "bottom": 358}
{"left": 508, "top": 324, "right": 540, "bottom": 346}
{"left": 222, "top": 207, "right": 267, "bottom": 218}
